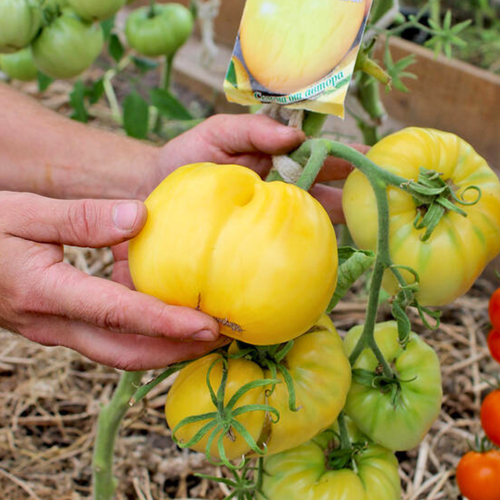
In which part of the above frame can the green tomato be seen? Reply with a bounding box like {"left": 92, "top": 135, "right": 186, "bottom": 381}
{"left": 0, "top": 47, "right": 38, "bottom": 81}
{"left": 260, "top": 423, "right": 401, "bottom": 500}
{"left": 0, "top": 0, "right": 42, "bottom": 54}
{"left": 343, "top": 321, "right": 442, "bottom": 451}
{"left": 125, "top": 3, "right": 194, "bottom": 57}
{"left": 67, "top": 0, "right": 126, "bottom": 21}
{"left": 43, "top": 0, "right": 69, "bottom": 9}
{"left": 32, "top": 12, "right": 104, "bottom": 79}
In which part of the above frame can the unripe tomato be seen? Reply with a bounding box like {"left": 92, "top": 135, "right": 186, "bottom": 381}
{"left": 31, "top": 12, "right": 104, "bottom": 79}
{"left": 343, "top": 321, "right": 443, "bottom": 451}
{"left": 456, "top": 450, "right": 500, "bottom": 500}
{"left": 481, "top": 390, "right": 500, "bottom": 448}
{"left": 261, "top": 422, "right": 401, "bottom": 500}
{"left": 0, "top": 47, "right": 37, "bottom": 81}
{"left": 0, "top": 0, "right": 42, "bottom": 54}
{"left": 125, "top": 3, "right": 193, "bottom": 57}
{"left": 129, "top": 163, "right": 338, "bottom": 345}
{"left": 67, "top": 0, "right": 126, "bottom": 21}
{"left": 343, "top": 128, "right": 500, "bottom": 306}
{"left": 240, "top": 0, "right": 366, "bottom": 94}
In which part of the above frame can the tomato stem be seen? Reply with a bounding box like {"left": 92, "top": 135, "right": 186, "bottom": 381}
{"left": 92, "top": 370, "right": 144, "bottom": 500}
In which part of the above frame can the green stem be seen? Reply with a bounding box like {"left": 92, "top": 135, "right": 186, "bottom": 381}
{"left": 302, "top": 112, "right": 328, "bottom": 138}
{"left": 291, "top": 139, "right": 410, "bottom": 378}
{"left": 148, "top": 0, "right": 156, "bottom": 17}
{"left": 93, "top": 371, "right": 144, "bottom": 500}
{"left": 337, "top": 412, "right": 351, "bottom": 451}
{"left": 161, "top": 53, "right": 175, "bottom": 92}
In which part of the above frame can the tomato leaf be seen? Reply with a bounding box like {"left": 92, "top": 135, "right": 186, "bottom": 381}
{"left": 86, "top": 78, "right": 105, "bottom": 105}
{"left": 69, "top": 80, "right": 89, "bottom": 123}
{"left": 123, "top": 91, "right": 149, "bottom": 139}
{"left": 37, "top": 71, "right": 53, "bottom": 92}
{"left": 100, "top": 17, "right": 115, "bottom": 41}
{"left": 131, "top": 55, "right": 159, "bottom": 73}
{"left": 109, "top": 33, "right": 124, "bottom": 63}
{"left": 328, "top": 247, "right": 375, "bottom": 312}
{"left": 150, "top": 88, "right": 193, "bottom": 120}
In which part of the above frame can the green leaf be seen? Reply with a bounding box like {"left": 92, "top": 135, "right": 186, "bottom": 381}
{"left": 37, "top": 71, "right": 53, "bottom": 92}
{"left": 131, "top": 55, "right": 159, "bottom": 73}
{"left": 69, "top": 80, "right": 89, "bottom": 123}
{"left": 109, "top": 33, "right": 124, "bottom": 63}
{"left": 369, "top": 0, "right": 397, "bottom": 24}
{"left": 86, "top": 78, "right": 105, "bottom": 104}
{"left": 328, "top": 247, "right": 375, "bottom": 312}
{"left": 100, "top": 17, "right": 115, "bottom": 41}
{"left": 225, "top": 59, "right": 237, "bottom": 87}
{"left": 150, "top": 88, "right": 193, "bottom": 120}
{"left": 123, "top": 91, "right": 149, "bottom": 139}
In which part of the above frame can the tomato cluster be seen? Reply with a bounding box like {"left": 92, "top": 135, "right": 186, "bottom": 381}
{"left": 124, "top": 127, "right": 500, "bottom": 498}
{"left": 0, "top": 0, "right": 193, "bottom": 81}
{"left": 456, "top": 288, "right": 500, "bottom": 500}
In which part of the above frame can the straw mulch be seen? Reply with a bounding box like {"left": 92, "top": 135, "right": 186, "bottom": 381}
{"left": 0, "top": 244, "right": 498, "bottom": 500}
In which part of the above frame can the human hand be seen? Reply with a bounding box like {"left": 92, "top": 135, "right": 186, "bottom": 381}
{"left": 152, "top": 114, "right": 369, "bottom": 224}
{"left": 0, "top": 192, "right": 226, "bottom": 371}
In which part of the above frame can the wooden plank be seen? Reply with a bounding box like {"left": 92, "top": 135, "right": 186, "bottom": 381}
{"left": 375, "top": 37, "right": 500, "bottom": 168}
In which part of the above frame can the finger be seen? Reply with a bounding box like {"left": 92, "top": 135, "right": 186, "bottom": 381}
{"left": 316, "top": 143, "right": 371, "bottom": 182}
{"left": 201, "top": 114, "right": 306, "bottom": 157}
{"left": 310, "top": 184, "right": 345, "bottom": 225}
{"left": 25, "top": 317, "right": 230, "bottom": 371}
{"left": 111, "top": 259, "right": 135, "bottom": 290}
{"left": 4, "top": 192, "right": 147, "bottom": 248}
{"left": 34, "top": 263, "right": 219, "bottom": 341}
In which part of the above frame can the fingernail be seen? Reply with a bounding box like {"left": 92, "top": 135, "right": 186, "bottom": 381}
{"left": 192, "top": 329, "right": 218, "bottom": 341}
{"left": 278, "top": 126, "right": 305, "bottom": 140}
{"left": 113, "top": 202, "right": 139, "bottom": 231}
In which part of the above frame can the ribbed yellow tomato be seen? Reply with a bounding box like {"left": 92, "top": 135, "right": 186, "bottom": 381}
{"left": 165, "top": 314, "right": 351, "bottom": 460}
{"left": 343, "top": 128, "right": 500, "bottom": 306}
{"left": 165, "top": 353, "right": 266, "bottom": 460}
{"left": 129, "top": 163, "right": 338, "bottom": 345}
{"left": 240, "top": 0, "right": 366, "bottom": 94}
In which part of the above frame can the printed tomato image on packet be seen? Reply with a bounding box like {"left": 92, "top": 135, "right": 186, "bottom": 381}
{"left": 224, "top": 0, "right": 372, "bottom": 117}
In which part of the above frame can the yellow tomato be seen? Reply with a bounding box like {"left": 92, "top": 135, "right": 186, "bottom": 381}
{"left": 129, "top": 163, "right": 338, "bottom": 345}
{"left": 240, "top": 0, "right": 366, "bottom": 94}
{"left": 343, "top": 128, "right": 500, "bottom": 306}
{"left": 165, "top": 314, "right": 351, "bottom": 460}
{"left": 165, "top": 353, "right": 266, "bottom": 460}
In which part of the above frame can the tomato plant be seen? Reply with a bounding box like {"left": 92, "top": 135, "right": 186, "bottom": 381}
{"left": 31, "top": 11, "right": 104, "bottom": 79}
{"left": 129, "top": 163, "right": 338, "bottom": 345}
{"left": 0, "top": 0, "right": 42, "bottom": 54}
{"left": 0, "top": 47, "right": 37, "bottom": 81}
{"left": 260, "top": 421, "right": 401, "bottom": 500}
{"left": 456, "top": 450, "right": 500, "bottom": 500}
{"left": 481, "top": 390, "right": 500, "bottom": 447}
{"left": 67, "top": 0, "right": 126, "bottom": 21}
{"left": 165, "top": 314, "right": 351, "bottom": 461}
{"left": 343, "top": 321, "right": 442, "bottom": 451}
{"left": 489, "top": 288, "right": 500, "bottom": 331}
{"left": 488, "top": 329, "right": 500, "bottom": 364}
{"left": 125, "top": 3, "right": 194, "bottom": 58}
{"left": 343, "top": 127, "right": 500, "bottom": 306}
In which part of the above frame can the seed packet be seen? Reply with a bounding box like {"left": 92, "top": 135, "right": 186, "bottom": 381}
{"left": 224, "top": 0, "right": 372, "bottom": 118}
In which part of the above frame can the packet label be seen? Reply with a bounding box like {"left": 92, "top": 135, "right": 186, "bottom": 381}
{"left": 224, "top": 0, "right": 372, "bottom": 118}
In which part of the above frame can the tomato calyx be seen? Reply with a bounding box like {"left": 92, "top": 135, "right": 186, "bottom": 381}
{"left": 233, "top": 340, "right": 299, "bottom": 412}
{"left": 171, "top": 355, "right": 280, "bottom": 469}
{"left": 399, "top": 167, "right": 482, "bottom": 241}
{"left": 352, "top": 366, "right": 417, "bottom": 407}
{"left": 197, "top": 458, "right": 266, "bottom": 500}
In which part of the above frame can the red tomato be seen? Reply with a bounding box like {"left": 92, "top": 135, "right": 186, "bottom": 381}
{"left": 489, "top": 288, "right": 500, "bottom": 331}
{"left": 481, "top": 391, "right": 500, "bottom": 447}
{"left": 488, "top": 329, "right": 500, "bottom": 364}
{"left": 456, "top": 450, "right": 500, "bottom": 500}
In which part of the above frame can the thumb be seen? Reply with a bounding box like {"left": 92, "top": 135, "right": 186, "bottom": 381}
{"left": 5, "top": 192, "right": 147, "bottom": 248}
